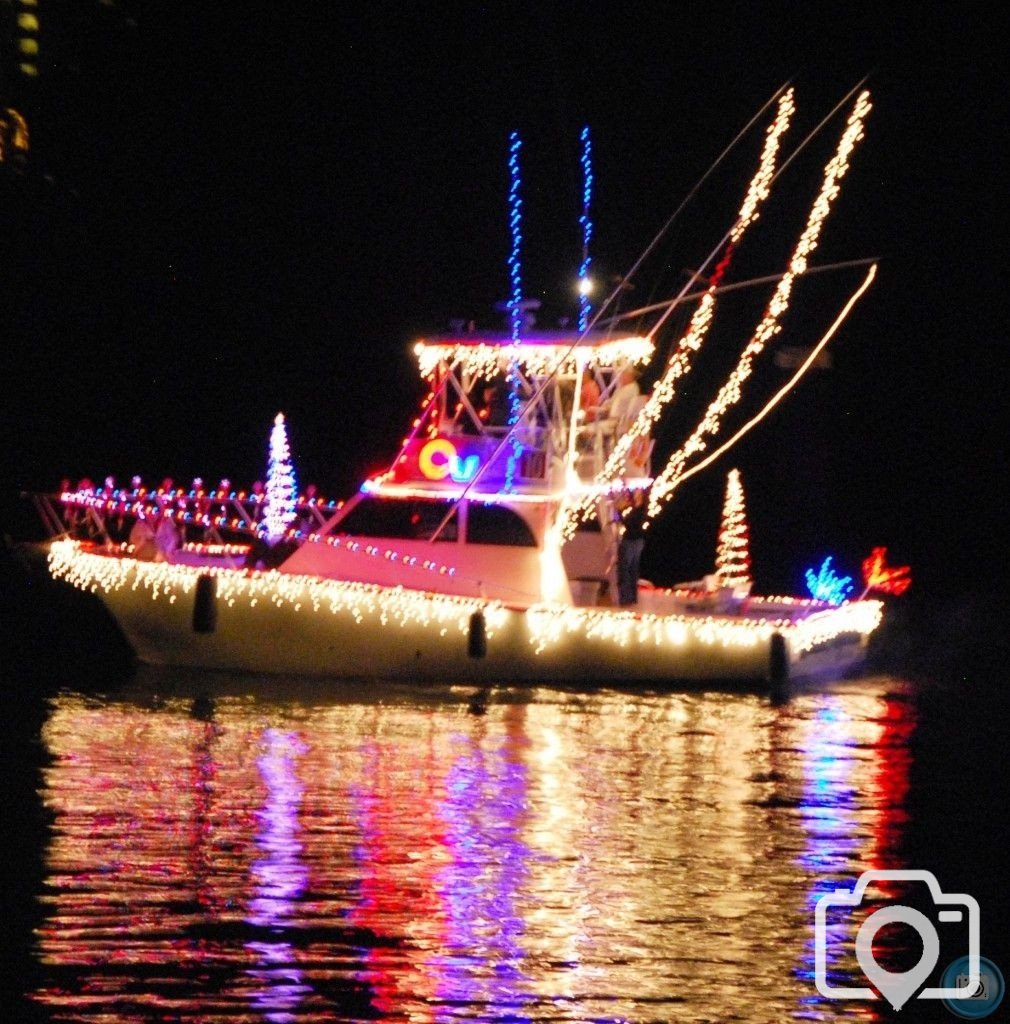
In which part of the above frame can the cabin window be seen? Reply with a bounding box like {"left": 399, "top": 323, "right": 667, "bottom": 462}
{"left": 466, "top": 503, "right": 537, "bottom": 547}
{"left": 337, "top": 497, "right": 458, "bottom": 541}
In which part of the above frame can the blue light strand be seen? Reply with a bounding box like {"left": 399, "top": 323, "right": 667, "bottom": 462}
{"left": 504, "top": 131, "right": 524, "bottom": 491}
{"left": 578, "top": 125, "right": 594, "bottom": 334}
{"left": 804, "top": 556, "right": 854, "bottom": 605}
{"left": 507, "top": 131, "right": 523, "bottom": 344}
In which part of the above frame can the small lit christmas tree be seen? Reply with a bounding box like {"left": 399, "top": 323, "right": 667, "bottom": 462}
{"left": 716, "top": 468, "right": 752, "bottom": 591}
{"left": 263, "top": 412, "right": 297, "bottom": 543}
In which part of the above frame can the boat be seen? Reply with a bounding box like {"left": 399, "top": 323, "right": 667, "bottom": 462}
{"left": 38, "top": 324, "right": 883, "bottom": 687}
{"left": 33, "top": 93, "right": 890, "bottom": 688}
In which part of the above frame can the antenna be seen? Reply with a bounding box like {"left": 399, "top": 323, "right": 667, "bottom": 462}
{"left": 495, "top": 297, "right": 540, "bottom": 331}
{"left": 504, "top": 131, "right": 525, "bottom": 491}
{"left": 506, "top": 131, "right": 524, "bottom": 343}
{"left": 578, "top": 125, "right": 594, "bottom": 333}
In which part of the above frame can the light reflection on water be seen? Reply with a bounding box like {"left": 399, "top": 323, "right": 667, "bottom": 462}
{"left": 30, "top": 678, "right": 915, "bottom": 1022}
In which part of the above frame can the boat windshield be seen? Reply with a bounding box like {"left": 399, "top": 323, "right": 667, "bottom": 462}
{"left": 335, "top": 496, "right": 537, "bottom": 547}
{"left": 337, "top": 497, "right": 459, "bottom": 542}
{"left": 465, "top": 503, "right": 536, "bottom": 546}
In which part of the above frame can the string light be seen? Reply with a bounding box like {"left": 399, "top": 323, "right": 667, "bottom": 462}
{"left": 578, "top": 125, "right": 594, "bottom": 334}
{"left": 648, "top": 90, "right": 873, "bottom": 521}
{"left": 715, "top": 469, "right": 752, "bottom": 590}
{"left": 312, "top": 532, "right": 459, "bottom": 579}
{"left": 48, "top": 539, "right": 881, "bottom": 662}
{"left": 180, "top": 542, "right": 251, "bottom": 558}
{"left": 414, "top": 336, "right": 653, "bottom": 380}
{"left": 263, "top": 413, "right": 297, "bottom": 542}
{"left": 861, "top": 547, "right": 911, "bottom": 596}
{"left": 788, "top": 598, "right": 882, "bottom": 653}
{"left": 49, "top": 540, "right": 505, "bottom": 637}
{"left": 524, "top": 595, "right": 881, "bottom": 656}
{"left": 505, "top": 131, "right": 524, "bottom": 491}
{"left": 58, "top": 485, "right": 337, "bottom": 537}
{"left": 805, "top": 556, "right": 854, "bottom": 605}
{"left": 661, "top": 265, "right": 877, "bottom": 492}
{"left": 507, "top": 131, "right": 523, "bottom": 345}
{"left": 559, "top": 90, "right": 796, "bottom": 539}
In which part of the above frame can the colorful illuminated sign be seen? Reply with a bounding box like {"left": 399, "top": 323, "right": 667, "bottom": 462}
{"left": 862, "top": 547, "right": 912, "bottom": 596}
{"left": 418, "top": 438, "right": 480, "bottom": 483}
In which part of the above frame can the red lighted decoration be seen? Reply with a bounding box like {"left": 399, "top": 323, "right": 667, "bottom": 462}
{"left": 862, "top": 547, "right": 911, "bottom": 596}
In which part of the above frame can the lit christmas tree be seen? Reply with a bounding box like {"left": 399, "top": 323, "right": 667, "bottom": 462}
{"left": 263, "top": 412, "right": 297, "bottom": 543}
{"left": 716, "top": 468, "right": 752, "bottom": 591}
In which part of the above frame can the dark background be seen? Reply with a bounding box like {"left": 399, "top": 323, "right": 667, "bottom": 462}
{"left": 2, "top": 2, "right": 1005, "bottom": 597}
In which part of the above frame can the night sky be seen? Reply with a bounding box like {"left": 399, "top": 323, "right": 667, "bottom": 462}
{"left": 2, "top": 4, "right": 1004, "bottom": 596}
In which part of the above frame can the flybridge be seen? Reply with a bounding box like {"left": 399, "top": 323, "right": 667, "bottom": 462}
{"left": 413, "top": 332, "right": 653, "bottom": 378}
{"left": 368, "top": 329, "right": 658, "bottom": 495}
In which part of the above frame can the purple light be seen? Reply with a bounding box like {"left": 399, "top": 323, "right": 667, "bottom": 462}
{"left": 246, "top": 728, "right": 310, "bottom": 1022}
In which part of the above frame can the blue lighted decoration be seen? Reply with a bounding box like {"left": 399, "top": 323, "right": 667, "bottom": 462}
{"left": 578, "top": 125, "right": 594, "bottom": 334}
{"left": 504, "top": 131, "right": 524, "bottom": 491}
{"left": 805, "top": 556, "right": 854, "bottom": 605}
{"left": 507, "top": 131, "right": 523, "bottom": 344}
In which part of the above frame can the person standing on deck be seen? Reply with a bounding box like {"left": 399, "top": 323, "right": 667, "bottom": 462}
{"left": 608, "top": 366, "right": 642, "bottom": 435}
{"left": 617, "top": 488, "right": 648, "bottom": 606}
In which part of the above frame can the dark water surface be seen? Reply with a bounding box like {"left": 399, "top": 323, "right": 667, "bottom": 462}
{"left": 7, "top": 663, "right": 1007, "bottom": 1023}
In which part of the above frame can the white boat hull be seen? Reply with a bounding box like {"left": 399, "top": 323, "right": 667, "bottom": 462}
{"left": 47, "top": 541, "right": 881, "bottom": 687}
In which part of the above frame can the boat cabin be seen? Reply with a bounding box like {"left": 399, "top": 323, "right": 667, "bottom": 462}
{"left": 281, "top": 330, "right": 657, "bottom": 605}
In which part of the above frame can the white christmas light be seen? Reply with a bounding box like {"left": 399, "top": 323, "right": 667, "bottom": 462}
{"left": 413, "top": 337, "right": 653, "bottom": 380}
{"left": 524, "top": 596, "right": 881, "bottom": 656}
{"left": 48, "top": 540, "right": 882, "bottom": 662}
{"left": 48, "top": 540, "right": 506, "bottom": 637}
{"left": 648, "top": 91, "right": 873, "bottom": 520}
{"left": 716, "top": 469, "right": 752, "bottom": 590}
{"left": 559, "top": 90, "right": 796, "bottom": 539}
{"left": 264, "top": 413, "right": 297, "bottom": 542}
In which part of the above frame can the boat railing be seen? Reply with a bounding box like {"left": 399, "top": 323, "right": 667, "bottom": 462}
{"left": 570, "top": 417, "right": 653, "bottom": 483}
{"left": 25, "top": 488, "right": 340, "bottom": 548}
{"left": 415, "top": 414, "right": 650, "bottom": 492}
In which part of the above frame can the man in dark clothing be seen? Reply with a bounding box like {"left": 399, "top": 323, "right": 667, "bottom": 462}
{"left": 484, "top": 373, "right": 512, "bottom": 427}
{"left": 617, "top": 488, "right": 647, "bottom": 606}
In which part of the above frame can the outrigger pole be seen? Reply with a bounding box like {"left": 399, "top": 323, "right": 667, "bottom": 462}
{"left": 646, "top": 76, "right": 869, "bottom": 343}
{"left": 586, "top": 77, "right": 873, "bottom": 518}
{"left": 597, "top": 257, "right": 879, "bottom": 326}
{"left": 669, "top": 263, "right": 878, "bottom": 489}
